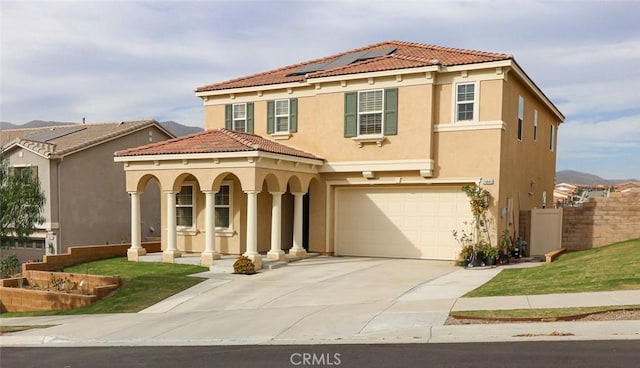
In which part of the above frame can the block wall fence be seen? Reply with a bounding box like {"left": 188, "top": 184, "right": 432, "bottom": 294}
{"left": 520, "top": 191, "right": 640, "bottom": 251}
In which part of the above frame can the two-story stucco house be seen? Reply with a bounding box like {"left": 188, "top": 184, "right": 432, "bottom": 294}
{"left": 1, "top": 120, "right": 174, "bottom": 261}
{"left": 115, "top": 41, "right": 564, "bottom": 268}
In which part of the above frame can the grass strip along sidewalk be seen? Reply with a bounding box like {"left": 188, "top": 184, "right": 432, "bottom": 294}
{"left": 465, "top": 238, "right": 640, "bottom": 298}
{"left": 2, "top": 257, "right": 207, "bottom": 317}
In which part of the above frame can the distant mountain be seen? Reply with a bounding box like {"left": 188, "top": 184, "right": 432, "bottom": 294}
{"left": 159, "top": 121, "right": 203, "bottom": 137}
{"left": 0, "top": 122, "right": 18, "bottom": 129}
{"left": 557, "top": 170, "right": 638, "bottom": 185}
{"left": 1, "top": 120, "right": 203, "bottom": 138}
{"left": 1, "top": 120, "right": 75, "bottom": 130}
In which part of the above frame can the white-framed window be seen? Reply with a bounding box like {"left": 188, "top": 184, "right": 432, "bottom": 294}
{"left": 232, "top": 103, "right": 247, "bottom": 132}
{"left": 275, "top": 99, "right": 290, "bottom": 133}
{"left": 358, "top": 89, "right": 384, "bottom": 135}
{"left": 533, "top": 109, "right": 538, "bottom": 141}
{"left": 550, "top": 124, "right": 555, "bottom": 152}
{"left": 517, "top": 96, "right": 524, "bottom": 141}
{"left": 176, "top": 184, "right": 195, "bottom": 228}
{"left": 455, "top": 82, "right": 476, "bottom": 121}
{"left": 215, "top": 183, "right": 232, "bottom": 229}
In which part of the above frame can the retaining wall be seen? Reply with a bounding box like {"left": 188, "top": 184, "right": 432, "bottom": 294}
{"left": 562, "top": 191, "right": 640, "bottom": 250}
{"left": 22, "top": 242, "right": 161, "bottom": 273}
{"left": 0, "top": 270, "right": 120, "bottom": 312}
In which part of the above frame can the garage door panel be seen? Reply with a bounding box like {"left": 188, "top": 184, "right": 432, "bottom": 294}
{"left": 336, "top": 186, "right": 472, "bottom": 260}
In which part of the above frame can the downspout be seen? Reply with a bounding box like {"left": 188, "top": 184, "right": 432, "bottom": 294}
{"left": 56, "top": 157, "right": 62, "bottom": 255}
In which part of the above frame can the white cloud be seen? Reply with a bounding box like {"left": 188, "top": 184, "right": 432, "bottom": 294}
{"left": 558, "top": 114, "right": 640, "bottom": 158}
{"left": 1, "top": 0, "right": 639, "bottom": 177}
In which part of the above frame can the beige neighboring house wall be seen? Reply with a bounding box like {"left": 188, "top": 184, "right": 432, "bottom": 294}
{"left": 116, "top": 41, "right": 564, "bottom": 266}
{"left": 1, "top": 121, "right": 174, "bottom": 261}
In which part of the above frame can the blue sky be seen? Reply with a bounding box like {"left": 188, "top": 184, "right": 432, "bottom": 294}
{"left": 1, "top": 0, "right": 639, "bottom": 179}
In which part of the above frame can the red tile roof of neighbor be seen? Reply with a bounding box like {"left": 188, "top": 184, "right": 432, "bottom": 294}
{"left": 195, "top": 40, "right": 513, "bottom": 92}
{"left": 114, "top": 129, "right": 323, "bottom": 161}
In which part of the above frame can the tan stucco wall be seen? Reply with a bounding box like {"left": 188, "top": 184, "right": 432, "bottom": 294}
{"left": 496, "top": 75, "right": 561, "bottom": 239}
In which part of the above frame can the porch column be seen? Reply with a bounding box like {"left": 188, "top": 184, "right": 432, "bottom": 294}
{"left": 127, "top": 191, "right": 146, "bottom": 261}
{"left": 243, "top": 190, "right": 262, "bottom": 269}
{"left": 163, "top": 190, "right": 182, "bottom": 263}
{"left": 289, "top": 192, "right": 307, "bottom": 258}
{"left": 201, "top": 190, "right": 221, "bottom": 266}
{"left": 267, "top": 192, "right": 285, "bottom": 261}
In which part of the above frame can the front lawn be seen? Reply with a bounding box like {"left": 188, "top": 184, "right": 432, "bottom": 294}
{"left": 450, "top": 305, "right": 640, "bottom": 319}
{"left": 465, "top": 238, "right": 640, "bottom": 297}
{"left": 2, "top": 257, "right": 207, "bottom": 317}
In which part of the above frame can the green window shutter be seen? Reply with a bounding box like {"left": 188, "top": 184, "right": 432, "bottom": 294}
{"left": 344, "top": 92, "right": 357, "bottom": 137}
{"left": 267, "top": 100, "right": 274, "bottom": 134}
{"left": 247, "top": 102, "right": 254, "bottom": 133}
{"left": 224, "top": 104, "right": 232, "bottom": 130}
{"left": 289, "top": 98, "right": 298, "bottom": 133}
{"left": 384, "top": 88, "right": 398, "bottom": 136}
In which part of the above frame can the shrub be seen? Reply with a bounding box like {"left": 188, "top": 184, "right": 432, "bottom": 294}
{"left": 477, "top": 241, "right": 499, "bottom": 261}
{"left": 233, "top": 255, "right": 256, "bottom": 275}
{"left": 0, "top": 253, "right": 20, "bottom": 278}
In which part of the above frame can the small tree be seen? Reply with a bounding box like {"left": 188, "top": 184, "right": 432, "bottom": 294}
{"left": 452, "top": 184, "right": 494, "bottom": 266}
{"left": 0, "top": 155, "right": 46, "bottom": 247}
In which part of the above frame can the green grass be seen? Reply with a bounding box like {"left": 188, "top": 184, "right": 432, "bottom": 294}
{"left": 451, "top": 305, "right": 640, "bottom": 319}
{"left": 2, "top": 257, "right": 207, "bottom": 317}
{"left": 465, "top": 238, "right": 640, "bottom": 297}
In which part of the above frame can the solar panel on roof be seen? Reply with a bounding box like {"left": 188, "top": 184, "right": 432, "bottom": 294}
{"left": 286, "top": 62, "right": 329, "bottom": 76}
{"left": 286, "top": 46, "right": 397, "bottom": 77}
{"left": 321, "top": 51, "right": 368, "bottom": 70}
{"left": 359, "top": 47, "right": 397, "bottom": 60}
{"left": 22, "top": 126, "right": 86, "bottom": 142}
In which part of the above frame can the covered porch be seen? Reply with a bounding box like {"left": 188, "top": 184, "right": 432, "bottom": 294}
{"left": 114, "top": 129, "right": 324, "bottom": 269}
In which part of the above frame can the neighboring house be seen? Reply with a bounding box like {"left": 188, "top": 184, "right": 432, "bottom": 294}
{"left": 114, "top": 41, "right": 564, "bottom": 268}
{"left": 1, "top": 120, "right": 174, "bottom": 261}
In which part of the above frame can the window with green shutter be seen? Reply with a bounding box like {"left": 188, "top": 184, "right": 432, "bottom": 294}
{"left": 267, "top": 98, "right": 297, "bottom": 134}
{"left": 344, "top": 88, "right": 397, "bottom": 137}
{"left": 225, "top": 103, "right": 254, "bottom": 133}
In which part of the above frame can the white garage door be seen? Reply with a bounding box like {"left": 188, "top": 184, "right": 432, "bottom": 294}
{"left": 335, "top": 186, "right": 472, "bottom": 260}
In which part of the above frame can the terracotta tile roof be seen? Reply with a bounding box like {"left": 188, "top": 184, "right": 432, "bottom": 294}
{"left": 195, "top": 40, "right": 512, "bottom": 92}
{"left": 1, "top": 120, "right": 172, "bottom": 158}
{"left": 114, "top": 129, "right": 323, "bottom": 161}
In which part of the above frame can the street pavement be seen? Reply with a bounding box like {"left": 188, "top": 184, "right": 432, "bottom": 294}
{"left": 1, "top": 256, "right": 639, "bottom": 346}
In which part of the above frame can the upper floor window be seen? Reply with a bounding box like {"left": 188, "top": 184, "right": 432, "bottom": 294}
{"left": 275, "top": 99, "right": 290, "bottom": 133}
{"left": 358, "top": 90, "right": 384, "bottom": 135}
{"left": 549, "top": 124, "right": 555, "bottom": 152}
{"left": 533, "top": 109, "right": 538, "bottom": 141}
{"left": 455, "top": 83, "right": 476, "bottom": 121}
{"left": 215, "top": 184, "right": 232, "bottom": 229}
{"left": 344, "top": 88, "right": 397, "bottom": 138}
{"left": 232, "top": 103, "right": 247, "bottom": 132}
{"left": 176, "top": 184, "right": 194, "bottom": 228}
{"left": 225, "top": 103, "right": 254, "bottom": 133}
{"left": 517, "top": 96, "right": 524, "bottom": 141}
{"left": 267, "top": 98, "right": 297, "bottom": 135}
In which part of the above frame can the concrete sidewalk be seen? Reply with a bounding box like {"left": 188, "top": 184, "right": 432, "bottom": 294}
{"left": 1, "top": 257, "right": 639, "bottom": 346}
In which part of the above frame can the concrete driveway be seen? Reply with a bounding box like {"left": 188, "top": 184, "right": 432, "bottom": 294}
{"left": 1, "top": 256, "right": 502, "bottom": 346}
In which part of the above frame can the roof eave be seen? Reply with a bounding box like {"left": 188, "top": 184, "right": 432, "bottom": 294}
{"left": 114, "top": 150, "right": 324, "bottom": 166}
{"left": 195, "top": 81, "right": 307, "bottom": 98}
{"left": 508, "top": 60, "right": 565, "bottom": 123}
